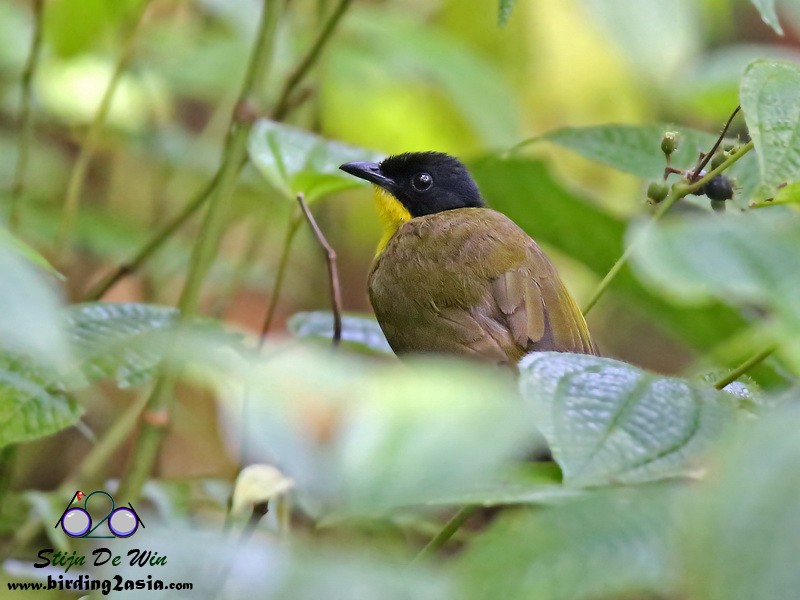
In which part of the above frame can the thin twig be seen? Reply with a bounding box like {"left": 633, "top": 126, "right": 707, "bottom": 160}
{"left": 413, "top": 505, "right": 478, "bottom": 562}
{"left": 713, "top": 344, "right": 778, "bottom": 390}
{"left": 83, "top": 170, "right": 220, "bottom": 301}
{"left": 689, "top": 106, "right": 741, "bottom": 182}
{"left": 258, "top": 211, "right": 303, "bottom": 343}
{"left": 582, "top": 139, "right": 754, "bottom": 316}
{"left": 117, "top": 0, "right": 282, "bottom": 504}
{"left": 9, "top": 0, "right": 45, "bottom": 231}
{"left": 271, "top": 0, "right": 354, "bottom": 120}
{"left": 296, "top": 194, "right": 342, "bottom": 345}
{"left": 56, "top": 1, "right": 151, "bottom": 255}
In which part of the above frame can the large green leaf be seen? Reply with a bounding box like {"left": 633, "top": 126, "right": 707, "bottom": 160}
{"left": 740, "top": 60, "right": 800, "bottom": 197}
{"left": 227, "top": 348, "right": 536, "bottom": 517}
{"left": 535, "top": 123, "right": 759, "bottom": 204}
{"left": 64, "top": 302, "right": 179, "bottom": 388}
{"left": 518, "top": 352, "right": 740, "bottom": 487}
{"left": 750, "top": 0, "right": 784, "bottom": 35}
{"left": 0, "top": 354, "right": 81, "bottom": 448}
{"left": 288, "top": 311, "right": 392, "bottom": 355}
{"left": 0, "top": 228, "right": 62, "bottom": 279}
{"left": 248, "top": 120, "right": 381, "bottom": 202}
{"left": 455, "top": 488, "right": 675, "bottom": 600}
{"left": 469, "top": 156, "right": 750, "bottom": 357}
{"left": 681, "top": 405, "right": 800, "bottom": 600}
{"left": 631, "top": 212, "right": 800, "bottom": 364}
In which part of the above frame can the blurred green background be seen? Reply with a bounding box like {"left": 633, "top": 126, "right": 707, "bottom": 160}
{"left": 1, "top": 0, "right": 798, "bottom": 489}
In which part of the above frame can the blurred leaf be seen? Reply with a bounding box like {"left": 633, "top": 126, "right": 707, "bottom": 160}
{"left": 225, "top": 348, "right": 536, "bottom": 517}
{"left": 750, "top": 0, "right": 784, "bottom": 35}
{"left": 580, "top": 0, "right": 700, "bottom": 81}
{"left": 0, "top": 353, "right": 81, "bottom": 449}
{"left": 288, "top": 311, "right": 392, "bottom": 355}
{"left": 0, "top": 227, "right": 62, "bottom": 279}
{"left": 497, "top": 0, "right": 518, "bottom": 26}
{"left": 535, "top": 122, "right": 759, "bottom": 203}
{"left": 518, "top": 352, "right": 740, "bottom": 487}
{"left": 44, "top": 0, "right": 146, "bottom": 57}
{"left": 773, "top": 180, "right": 800, "bottom": 204}
{"left": 741, "top": 60, "right": 800, "bottom": 197}
{"left": 64, "top": 302, "right": 179, "bottom": 388}
{"left": 631, "top": 212, "right": 800, "bottom": 363}
{"left": 455, "top": 488, "right": 675, "bottom": 600}
{"left": 470, "top": 156, "right": 750, "bottom": 356}
{"left": 681, "top": 406, "right": 800, "bottom": 600}
{"left": 96, "top": 525, "right": 453, "bottom": 600}
{"left": 248, "top": 120, "right": 381, "bottom": 202}
{"left": 0, "top": 235, "right": 69, "bottom": 369}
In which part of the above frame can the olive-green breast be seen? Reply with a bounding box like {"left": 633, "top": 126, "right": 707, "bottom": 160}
{"left": 368, "top": 207, "right": 597, "bottom": 365}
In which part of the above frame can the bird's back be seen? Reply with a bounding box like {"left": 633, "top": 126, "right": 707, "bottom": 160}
{"left": 368, "top": 207, "right": 596, "bottom": 365}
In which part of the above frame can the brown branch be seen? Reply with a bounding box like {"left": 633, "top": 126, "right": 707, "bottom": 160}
{"left": 689, "top": 105, "right": 741, "bottom": 182}
{"left": 296, "top": 193, "right": 342, "bottom": 346}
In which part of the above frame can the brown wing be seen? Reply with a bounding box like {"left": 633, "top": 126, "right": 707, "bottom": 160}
{"left": 369, "top": 208, "right": 597, "bottom": 366}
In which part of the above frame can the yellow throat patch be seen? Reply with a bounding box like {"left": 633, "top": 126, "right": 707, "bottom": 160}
{"left": 373, "top": 185, "right": 411, "bottom": 255}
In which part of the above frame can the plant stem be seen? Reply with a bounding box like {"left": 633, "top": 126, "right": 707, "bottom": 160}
{"left": 413, "top": 505, "right": 478, "bottom": 562}
{"left": 582, "top": 140, "right": 754, "bottom": 316}
{"left": 296, "top": 194, "right": 342, "bottom": 345}
{"left": 82, "top": 171, "right": 222, "bottom": 301}
{"left": 56, "top": 1, "right": 150, "bottom": 255}
{"left": 117, "top": 0, "right": 281, "bottom": 504}
{"left": 9, "top": 0, "right": 45, "bottom": 231}
{"left": 271, "top": 0, "right": 354, "bottom": 120}
{"left": 713, "top": 344, "right": 778, "bottom": 390}
{"left": 259, "top": 211, "right": 303, "bottom": 342}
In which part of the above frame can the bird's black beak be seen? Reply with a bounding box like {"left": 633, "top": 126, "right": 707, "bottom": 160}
{"left": 340, "top": 161, "right": 394, "bottom": 189}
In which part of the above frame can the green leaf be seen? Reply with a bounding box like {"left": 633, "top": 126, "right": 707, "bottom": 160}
{"left": 455, "top": 488, "right": 675, "bottom": 600}
{"left": 579, "top": 0, "right": 700, "bottom": 80}
{"left": 0, "top": 228, "right": 62, "bottom": 279}
{"left": 535, "top": 122, "right": 759, "bottom": 202}
{"left": 497, "top": 0, "right": 518, "bottom": 26}
{"left": 741, "top": 60, "right": 800, "bottom": 196}
{"left": 630, "top": 212, "right": 800, "bottom": 364}
{"left": 230, "top": 348, "right": 536, "bottom": 517}
{"left": 288, "top": 311, "right": 392, "bottom": 355}
{"left": 0, "top": 354, "right": 82, "bottom": 448}
{"left": 750, "top": 0, "right": 784, "bottom": 35}
{"left": 773, "top": 180, "right": 800, "bottom": 204}
{"left": 44, "top": 0, "right": 147, "bottom": 57}
{"left": 469, "top": 156, "right": 752, "bottom": 359}
{"left": 248, "top": 120, "right": 381, "bottom": 202}
{"left": 518, "top": 352, "right": 739, "bottom": 487}
{"left": 0, "top": 235, "right": 69, "bottom": 369}
{"left": 681, "top": 406, "right": 800, "bottom": 600}
{"left": 64, "top": 303, "right": 179, "bottom": 388}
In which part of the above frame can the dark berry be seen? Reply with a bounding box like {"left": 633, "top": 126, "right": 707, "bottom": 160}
{"left": 703, "top": 175, "right": 734, "bottom": 201}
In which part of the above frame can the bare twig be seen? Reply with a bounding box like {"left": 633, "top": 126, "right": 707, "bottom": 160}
{"left": 9, "top": 0, "right": 45, "bottom": 231}
{"left": 413, "top": 505, "right": 478, "bottom": 562}
{"left": 297, "top": 193, "right": 342, "bottom": 346}
{"left": 689, "top": 105, "right": 741, "bottom": 182}
{"left": 258, "top": 211, "right": 303, "bottom": 343}
{"left": 271, "top": 0, "right": 354, "bottom": 120}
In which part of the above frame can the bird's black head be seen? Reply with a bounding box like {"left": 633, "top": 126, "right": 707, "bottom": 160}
{"left": 340, "top": 152, "right": 485, "bottom": 217}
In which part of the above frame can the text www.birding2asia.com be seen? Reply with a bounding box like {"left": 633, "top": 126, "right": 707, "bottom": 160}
{"left": 7, "top": 489, "right": 193, "bottom": 595}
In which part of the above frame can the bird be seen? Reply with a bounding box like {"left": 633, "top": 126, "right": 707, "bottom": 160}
{"left": 340, "top": 152, "right": 597, "bottom": 367}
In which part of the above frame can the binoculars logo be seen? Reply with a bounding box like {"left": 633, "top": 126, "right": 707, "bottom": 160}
{"left": 56, "top": 490, "right": 145, "bottom": 539}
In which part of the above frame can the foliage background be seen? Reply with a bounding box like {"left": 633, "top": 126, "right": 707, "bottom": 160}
{"left": 1, "top": 0, "right": 800, "bottom": 598}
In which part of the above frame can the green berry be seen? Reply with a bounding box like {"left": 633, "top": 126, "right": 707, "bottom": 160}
{"left": 647, "top": 181, "right": 669, "bottom": 203}
{"left": 710, "top": 199, "right": 726, "bottom": 213}
{"left": 661, "top": 132, "right": 678, "bottom": 156}
{"left": 710, "top": 152, "right": 727, "bottom": 170}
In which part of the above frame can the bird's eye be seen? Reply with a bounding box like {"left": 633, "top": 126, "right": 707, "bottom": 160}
{"left": 411, "top": 172, "right": 433, "bottom": 192}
